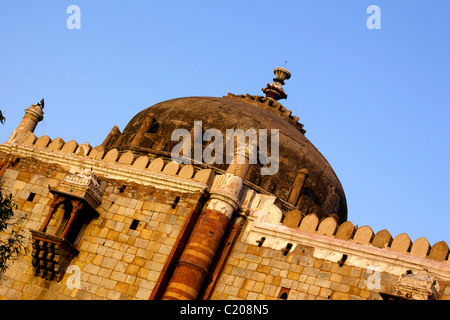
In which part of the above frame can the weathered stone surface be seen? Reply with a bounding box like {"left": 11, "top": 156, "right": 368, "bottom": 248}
{"left": 410, "top": 237, "right": 431, "bottom": 258}
{"left": 118, "top": 151, "right": 136, "bottom": 165}
{"left": 163, "top": 161, "right": 180, "bottom": 175}
{"left": 116, "top": 96, "right": 347, "bottom": 221}
{"left": 76, "top": 142, "right": 92, "bottom": 156}
{"left": 352, "top": 226, "right": 374, "bottom": 245}
{"left": 6, "top": 106, "right": 42, "bottom": 146}
{"left": 88, "top": 146, "right": 105, "bottom": 160}
{"left": 316, "top": 217, "right": 337, "bottom": 236}
{"left": 61, "top": 140, "right": 79, "bottom": 154}
{"left": 34, "top": 135, "right": 51, "bottom": 149}
{"left": 194, "top": 169, "right": 215, "bottom": 186}
{"left": 23, "top": 132, "right": 37, "bottom": 146}
{"left": 0, "top": 149, "right": 209, "bottom": 300}
{"left": 104, "top": 148, "right": 119, "bottom": 163}
{"left": 4, "top": 89, "right": 450, "bottom": 303}
{"left": 148, "top": 158, "right": 164, "bottom": 172}
{"left": 391, "top": 269, "right": 439, "bottom": 300}
{"left": 390, "top": 233, "right": 412, "bottom": 253}
{"left": 298, "top": 213, "right": 319, "bottom": 233}
{"left": 287, "top": 168, "right": 308, "bottom": 206}
{"left": 47, "top": 137, "right": 65, "bottom": 151}
{"left": 335, "top": 221, "right": 355, "bottom": 240}
{"left": 101, "top": 125, "right": 121, "bottom": 148}
{"left": 371, "top": 229, "right": 393, "bottom": 249}
{"left": 178, "top": 165, "right": 195, "bottom": 179}
{"left": 133, "top": 156, "right": 149, "bottom": 169}
{"left": 258, "top": 195, "right": 282, "bottom": 225}
{"left": 282, "top": 209, "right": 302, "bottom": 228}
{"left": 429, "top": 241, "right": 449, "bottom": 261}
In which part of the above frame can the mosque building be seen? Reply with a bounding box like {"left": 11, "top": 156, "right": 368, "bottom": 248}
{"left": 0, "top": 68, "right": 448, "bottom": 300}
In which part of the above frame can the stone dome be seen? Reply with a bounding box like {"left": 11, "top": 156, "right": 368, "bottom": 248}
{"left": 103, "top": 94, "right": 347, "bottom": 222}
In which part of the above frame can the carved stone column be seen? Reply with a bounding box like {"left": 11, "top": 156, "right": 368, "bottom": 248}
{"left": 287, "top": 168, "right": 308, "bottom": 206}
{"left": 162, "top": 146, "right": 255, "bottom": 300}
{"left": 39, "top": 194, "right": 65, "bottom": 233}
{"left": 8, "top": 104, "right": 44, "bottom": 143}
{"left": 130, "top": 113, "right": 155, "bottom": 146}
{"left": 60, "top": 200, "right": 85, "bottom": 239}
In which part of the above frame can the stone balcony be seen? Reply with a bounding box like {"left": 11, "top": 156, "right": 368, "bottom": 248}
{"left": 30, "top": 230, "right": 79, "bottom": 282}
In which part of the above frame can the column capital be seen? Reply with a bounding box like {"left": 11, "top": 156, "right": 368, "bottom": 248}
{"left": 24, "top": 104, "right": 44, "bottom": 122}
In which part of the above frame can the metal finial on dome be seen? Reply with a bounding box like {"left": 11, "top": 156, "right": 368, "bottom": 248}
{"left": 262, "top": 67, "right": 291, "bottom": 101}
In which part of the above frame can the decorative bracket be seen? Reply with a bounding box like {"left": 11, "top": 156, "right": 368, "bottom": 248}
{"left": 30, "top": 230, "right": 79, "bottom": 282}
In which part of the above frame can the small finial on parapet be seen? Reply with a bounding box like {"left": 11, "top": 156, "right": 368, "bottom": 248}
{"left": 262, "top": 67, "right": 291, "bottom": 101}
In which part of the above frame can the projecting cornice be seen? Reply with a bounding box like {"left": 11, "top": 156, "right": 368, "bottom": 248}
{"left": 0, "top": 139, "right": 211, "bottom": 195}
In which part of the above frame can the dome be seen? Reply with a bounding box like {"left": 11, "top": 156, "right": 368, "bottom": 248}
{"left": 102, "top": 93, "right": 347, "bottom": 223}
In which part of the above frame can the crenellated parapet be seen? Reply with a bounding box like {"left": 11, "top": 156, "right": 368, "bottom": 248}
{"left": 242, "top": 207, "right": 450, "bottom": 271}
{"left": 300, "top": 212, "right": 448, "bottom": 262}
{"left": 7, "top": 131, "right": 448, "bottom": 270}
{"left": 1, "top": 131, "right": 216, "bottom": 194}
{"left": 225, "top": 93, "right": 306, "bottom": 134}
{"left": 4, "top": 127, "right": 449, "bottom": 286}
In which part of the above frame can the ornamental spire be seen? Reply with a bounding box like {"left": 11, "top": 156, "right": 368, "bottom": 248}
{"left": 262, "top": 67, "right": 291, "bottom": 101}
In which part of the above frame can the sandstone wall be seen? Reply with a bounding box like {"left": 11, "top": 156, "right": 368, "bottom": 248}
{"left": 1, "top": 131, "right": 449, "bottom": 301}
{"left": 0, "top": 135, "right": 210, "bottom": 300}
{"left": 210, "top": 207, "right": 450, "bottom": 300}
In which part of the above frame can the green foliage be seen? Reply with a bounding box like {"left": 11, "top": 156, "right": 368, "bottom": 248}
{"left": 0, "top": 182, "right": 27, "bottom": 282}
{"left": 0, "top": 110, "right": 27, "bottom": 282}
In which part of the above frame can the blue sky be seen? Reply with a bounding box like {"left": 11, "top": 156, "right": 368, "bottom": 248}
{"left": 1, "top": 1, "right": 449, "bottom": 246}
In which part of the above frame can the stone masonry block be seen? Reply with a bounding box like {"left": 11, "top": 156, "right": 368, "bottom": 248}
{"left": 410, "top": 237, "right": 431, "bottom": 258}
{"left": 61, "top": 140, "right": 79, "bottom": 154}
{"left": 298, "top": 213, "right": 319, "bottom": 233}
{"left": 316, "top": 216, "right": 337, "bottom": 236}
{"left": 76, "top": 142, "right": 92, "bottom": 156}
{"left": 390, "top": 233, "right": 412, "bottom": 253}
{"left": 132, "top": 156, "right": 149, "bottom": 169}
{"left": 371, "top": 229, "right": 393, "bottom": 249}
{"left": 88, "top": 146, "right": 105, "bottom": 160}
{"left": 34, "top": 135, "right": 51, "bottom": 149}
{"left": 193, "top": 169, "right": 215, "bottom": 186}
{"left": 283, "top": 209, "right": 302, "bottom": 228}
{"left": 23, "top": 132, "right": 37, "bottom": 146}
{"left": 47, "top": 137, "right": 65, "bottom": 151}
{"left": 148, "top": 158, "right": 165, "bottom": 172}
{"left": 178, "top": 165, "right": 195, "bottom": 179}
{"left": 335, "top": 221, "right": 355, "bottom": 240}
{"left": 429, "top": 241, "right": 449, "bottom": 261}
{"left": 118, "top": 151, "right": 136, "bottom": 165}
{"left": 162, "top": 161, "right": 180, "bottom": 175}
{"left": 352, "top": 225, "right": 374, "bottom": 245}
{"left": 104, "top": 148, "right": 119, "bottom": 163}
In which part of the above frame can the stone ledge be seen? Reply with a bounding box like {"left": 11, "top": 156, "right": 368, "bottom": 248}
{"left": 242, "top": 210, "right": 450, "bottom": 281}
{"left": 0, "top": 142, "right": 210, "bottom": 194}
